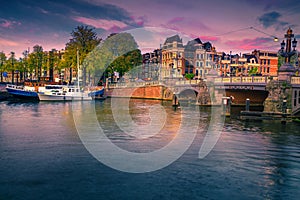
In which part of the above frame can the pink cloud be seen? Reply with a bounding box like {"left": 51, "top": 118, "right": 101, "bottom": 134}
{"left": 0, "top": 19, "right": 21, "bottom": 28}
{"left": 73, "top": 16, "right": 128, "bottom": 31}
{"left": 199, "top": 35, "right": 219, "bottom": 42}
{"left": 225, "top": 37, "right": 270, "bottom": 50}
{"left": 0, "top": 38, "right": 18, "bottom": 46}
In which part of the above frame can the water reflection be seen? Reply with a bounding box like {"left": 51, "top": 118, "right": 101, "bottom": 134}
{"left": 0, "top": 100, "right": 299, "bottom": 199}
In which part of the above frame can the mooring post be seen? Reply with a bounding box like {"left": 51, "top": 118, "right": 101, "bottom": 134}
{"left": 221, "top": 97, "right": 231, "bottom": 117}
{"left": 281, "top": 99, "right": 287, "bottom": 124}
{"left": 172, "top": 92, "right": 178, "bottom": 111}
{"left": 246, "top": 98, "right": 250, "bottom": 112}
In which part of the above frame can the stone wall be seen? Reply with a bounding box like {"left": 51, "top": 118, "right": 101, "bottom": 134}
{"left": 105, "top": 85, "right": 173, "bottom": 100}
{"left": 264, "top": 80, "right": 293, "bottom": 113}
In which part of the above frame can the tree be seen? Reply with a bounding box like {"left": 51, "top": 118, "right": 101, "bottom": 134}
{"left": 0, "top": 52, "right": 6, "bottom": 82}
{"left": 64, "top": 25, "right": 101, "bottom": 85}
{"left": 47, "top": 49, "right": 61, "bottom": 82}
{"left": 32, "top": 45, "right": 44, "bottom": 81}
{"left": 84, "top": 32, "right": 140, "bottom": 85}
{"left": 8, "top": 52, "right": 17, "bottom": 84}
{"left": 248, "top": 67, "right": 258, "bottom": 76}
{"left": 185, "top": 73, "right": 195, "bottom": 80}
{"left": 108, "top": 49, "right": 142, "bottom": 78}
{"left": 22, "top": 49, "right": 30, "bottom": 81}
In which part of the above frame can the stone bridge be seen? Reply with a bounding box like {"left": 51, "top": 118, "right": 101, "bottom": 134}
{"left": 170, "top": 76, "right": 300, "bottom": 115}
{"left": 107, "top": 76, "right": 300, "bottom": 116}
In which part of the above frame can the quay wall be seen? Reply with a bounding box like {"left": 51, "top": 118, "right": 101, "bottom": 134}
{"left": 105, "top": 85, "right": 173, "bottom": 100}
{"left": 105, "top": 85, "right": 269, "bottom": 106}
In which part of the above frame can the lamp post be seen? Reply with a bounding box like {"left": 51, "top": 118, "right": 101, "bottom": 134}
{"left": 278, "top": 28, "right": 297, "bottom": 65}
{"left": 277, "top": 28, "right": 298, "bottom": 82}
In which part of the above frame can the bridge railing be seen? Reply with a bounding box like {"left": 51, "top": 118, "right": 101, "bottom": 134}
{"left": 108, "top": 81, "right": 161, "bottom": 88}
{"left": 291, "top": 77, "right": 300, "bottom": 85}
{"left": 175, "top": 79, "right": 201, "bottom": 85}
{"left": 214, "top": 76, "right": 270, "bottom": 84}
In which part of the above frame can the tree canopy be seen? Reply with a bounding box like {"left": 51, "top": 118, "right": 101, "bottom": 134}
{"left": 83, "top": 32, "right": 141, "bottom": 83}
{"left": 63, "top": 25, "right": 101, "bottom": 84}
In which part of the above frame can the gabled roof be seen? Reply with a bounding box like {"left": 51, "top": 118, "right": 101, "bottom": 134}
{"left": 203, "top": 42, "right": 212, "bottom": 51}
{"left": 184, "top": 38, "right": 203, "bottom": 51}
{"left": 244, "top": 54, "right": 258, "bottom": 63}
{"left": 164, "top": 35, "right": 182, "bottom": 44}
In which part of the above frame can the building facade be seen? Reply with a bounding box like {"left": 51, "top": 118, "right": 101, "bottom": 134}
{"left": 161, "top": 35, "right": 184, "bottom": 78}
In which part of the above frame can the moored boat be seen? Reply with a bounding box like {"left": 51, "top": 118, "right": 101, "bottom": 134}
{"left": 38, "top": 85, "right": 92, "bottom": 101}
{"left": 88, "top": 87, "right": 105, "bottom": 98}
{"left": 6, "top": 84, "right": 39, "bottom": 100}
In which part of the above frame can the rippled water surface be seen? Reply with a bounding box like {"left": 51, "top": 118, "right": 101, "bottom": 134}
{"left": 0, "top": 99, "right": 300, "bottom": 199}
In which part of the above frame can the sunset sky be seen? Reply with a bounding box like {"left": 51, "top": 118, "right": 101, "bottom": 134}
{"left": 0, "top": 0, "right": 300, "bottom": 57}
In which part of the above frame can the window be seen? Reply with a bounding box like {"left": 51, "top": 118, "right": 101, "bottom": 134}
{"left": 268, "top": 60, "right": 270, "bottom": 65}
{"left": 173, "top": 42, "right": 177, "bottom": 48}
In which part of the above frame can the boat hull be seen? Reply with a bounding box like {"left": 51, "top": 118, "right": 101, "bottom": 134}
{"left": 6, "top": 87, "right": 39, "bottom": 100}
{"left": 38, "top": 93, "right": 92, "bottom": 101}
{"left": 88, "top": 88, "right": 104, "bottom": 97}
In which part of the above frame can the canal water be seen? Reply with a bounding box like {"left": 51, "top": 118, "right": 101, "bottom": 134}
{"left": 0, "top": 99, "right": 300, "bottom": 199}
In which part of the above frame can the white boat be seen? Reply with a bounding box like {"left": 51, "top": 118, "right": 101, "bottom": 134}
{"left": 38, "top": 85, "right": 92, "bottom": 101}
{"left": 38, "top": 50, "right": 92, "bottom": 101}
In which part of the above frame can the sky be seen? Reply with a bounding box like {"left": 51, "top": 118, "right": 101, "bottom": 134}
{"left": 0, "top": 0, "right": 300, "bottom": 58}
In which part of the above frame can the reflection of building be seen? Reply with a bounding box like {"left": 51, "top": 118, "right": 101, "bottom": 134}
{"left": 161, "top": 35, "right": 184, "bottom": 78}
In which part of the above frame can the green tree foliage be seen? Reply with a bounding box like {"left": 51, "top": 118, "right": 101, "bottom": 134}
{"left": 64, "top": 25, "right": 101, "bottom": 85}
{"left": 248, "top": 67, "right": 258, "bottom": 75}
{"left": 0, "top": 51, "right": 7, "bottom": 82}
{"left": 277, "top": 53, "right": 284, "bottom": 69}
{"left": 32, "top": 45, "right": 44, "bottom": 81}
{"left": 108, "top": 49, "right": 142, "bottom": 77}
{"left": 6, "top": 51, "right": 17, "bottom": 84}
{"left": 84, "top": 32, "right": 140, "bottom": 84}
{"left": 48, "top": 49, "right": 61, "bottom": 81}
{"left": 185, "top": 73, "right": 195, "bottom": 80}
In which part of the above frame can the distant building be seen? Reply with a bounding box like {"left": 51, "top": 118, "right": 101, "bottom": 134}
{"left": 251, "top": 50, "right": 278, "bottom": 76}
{"left": 161, "top": 35, "right": 184, "bottom": 78}
{"left": 142, "top": 49, "right": 161, "bottom": 80}
{"left": 219, "top": 50, "right": 279, "bottom": 77}
{"left": 184, "top": 38, "right": 221, "bottom": 79}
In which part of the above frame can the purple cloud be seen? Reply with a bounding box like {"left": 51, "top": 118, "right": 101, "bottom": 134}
{"left": 168, "top": 17, "right": 185, "bottom": 24}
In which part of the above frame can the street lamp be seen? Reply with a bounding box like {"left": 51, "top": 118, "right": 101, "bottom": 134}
{"left": 278, "top": 28, "right": 297, "bottom": 64}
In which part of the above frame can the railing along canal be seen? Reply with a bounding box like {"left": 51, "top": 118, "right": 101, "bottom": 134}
{"left": 108, "top": 76, "right": 281, "bottom": 88}
{"left": 291, "top": 77, "right": 300, "bottom": 85}
{"left": 214, "top": 76, "right": 271, "bottom": 84}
